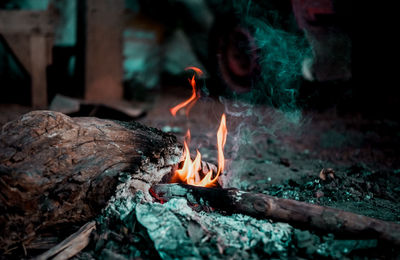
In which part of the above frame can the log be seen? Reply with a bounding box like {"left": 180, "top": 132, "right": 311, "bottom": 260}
{"left": 151, "top": 184, "right": 400, "bottom": 246}
{"left": 0, "top": 111, "right": 182, "bottom": 254}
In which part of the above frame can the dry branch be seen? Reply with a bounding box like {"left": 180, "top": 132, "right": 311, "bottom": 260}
{"left": 34, "top": 221, "right": 96, "bottom": 260}
{"left": 151, "top": 183, "right": 400, "bottom": 246}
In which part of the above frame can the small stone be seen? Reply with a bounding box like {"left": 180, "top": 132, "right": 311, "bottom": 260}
{"left": 315, "top": 190, "right": 324, "bottom": 199}
{"left": 279, "top": 158, "right": 290, "bottom": 167}
{"left": 319, "top": 168, "right": 335, "bottom": 181}
{"left": 248, "top": 185, "right": 256, "bottom": 191}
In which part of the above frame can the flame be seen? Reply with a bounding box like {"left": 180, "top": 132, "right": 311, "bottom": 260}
{"left": 216, "top": 113, "right": 227, "bottom": 177}
{"left": 185, "top": 66, "right": 203, "bottom": 76}
{"left": 169, "top": 67, "right": 203, "bottom": 116}
{"left": 185, "top": 129, "right": 191, "bottom": 143}
{"left": 173, "top": 114, "right": 227, "bottom": 187}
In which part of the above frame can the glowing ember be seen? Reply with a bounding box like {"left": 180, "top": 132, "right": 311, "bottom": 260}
{"left": 173, "top": 114, "right": 227, "bottom": 187}
{"left": 169, "top": 67, "right": 203, "bottom": 116}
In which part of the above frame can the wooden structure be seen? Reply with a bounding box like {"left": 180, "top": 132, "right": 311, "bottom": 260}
{"left": 85, "top": 0, "right": 124, "bottom": 102}
{"left": 0, "top": 8, "right": 55, "bottom": 108}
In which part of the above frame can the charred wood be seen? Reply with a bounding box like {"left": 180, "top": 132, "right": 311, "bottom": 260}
{"left": 151, "top": 183, "right": 400, "bottom": 246}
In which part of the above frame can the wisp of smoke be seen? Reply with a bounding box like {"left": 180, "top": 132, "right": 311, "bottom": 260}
{"left": 217, "top": 0, "right": 311, "bottom": 187}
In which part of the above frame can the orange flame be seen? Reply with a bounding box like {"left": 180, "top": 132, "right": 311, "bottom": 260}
{"left": 169, "top": 67, "right": 203, "bottom": 116}
{"left": 185, "top": 66, "right": 203, "bottom": 76}
{"left": 173, "top": 114, "right": 227, "bottom": 187}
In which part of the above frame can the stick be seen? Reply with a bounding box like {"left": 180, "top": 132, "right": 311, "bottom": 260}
{"left": 151, "top": 184, "right": 400, "bottom": 246}
{"left": 33, "top": 221, "right": 96, "bottom": 260}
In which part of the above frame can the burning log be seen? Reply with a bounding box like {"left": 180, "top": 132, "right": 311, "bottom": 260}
{"left": 151, "top": 184, "right": 400, "bottom": 246}
{"left": 0, "top": 111, "right": 182, "bottom": 253}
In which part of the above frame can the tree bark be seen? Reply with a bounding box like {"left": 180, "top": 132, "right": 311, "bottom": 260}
{"left": 151, "top": 183, "right": 400, "bottom": 246}
{"left": 0, "top": 111, "right": 182, "bottom": 253}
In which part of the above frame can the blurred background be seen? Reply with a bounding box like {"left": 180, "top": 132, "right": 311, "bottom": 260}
{"left": 2, "top": 0, "right": 399, "bottom": 181}
{"left": 0, "top": 0, "right": 355, "bottom": 115}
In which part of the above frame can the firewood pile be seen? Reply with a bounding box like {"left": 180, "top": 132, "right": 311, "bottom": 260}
{"left": 1, "top": 111, "right": 400, "bottom": 259}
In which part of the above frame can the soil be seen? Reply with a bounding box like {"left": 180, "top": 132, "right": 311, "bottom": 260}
{"left": 1, "top": 83, "right": 399, "bottom": 259}
{"left": 137, "top": 85, "right": 400, "bottom": 258}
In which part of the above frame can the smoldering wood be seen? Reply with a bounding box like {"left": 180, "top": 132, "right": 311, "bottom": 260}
{"left": 201, "top": 161, "right": 218, "bottom": 175}
{"left": 151, "top": 183, "right": 400, "bottom": 246}
{"left": 0, "top": 111, "right": 182, "bottom": 253}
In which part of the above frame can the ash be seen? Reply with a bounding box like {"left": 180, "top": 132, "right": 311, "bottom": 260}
{"left": 73, "top": 173, "right": 385, "bottom": 259}
{"left": 80, "top": 174, "right": 292, "bottom": 259}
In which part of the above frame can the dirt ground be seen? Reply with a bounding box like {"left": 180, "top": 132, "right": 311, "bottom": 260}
{"left": 1, "top": 83, "right": 400, "bottom": 258}
{"left": 136, "top": 85, "right": 400, "bottom": 221}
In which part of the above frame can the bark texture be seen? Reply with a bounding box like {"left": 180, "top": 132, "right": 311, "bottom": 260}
{"left": 0, "top": 111, "right": 181, "bottom": 252}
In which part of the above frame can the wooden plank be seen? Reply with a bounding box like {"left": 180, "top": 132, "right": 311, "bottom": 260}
{"left": 30, "top": 35, "right": 48, "bottom": 108}
{"left": 2, "top": 35, "right": 53, "bottom": 76}
{"left": 45, "top": 35, "right": 53, "bottom": 65}
{"left": 0, "top": 10, "right": 54, "bottom": 35}
{"left": 2, "top": 34, "right": 32, "bottom": 75}
{"left": 85, "top": 0, "right": 124, "bottom": 102}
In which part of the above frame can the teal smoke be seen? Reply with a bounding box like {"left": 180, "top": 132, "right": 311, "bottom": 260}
{"left": 230, "top": 0, "right": 310, "bottom": 111}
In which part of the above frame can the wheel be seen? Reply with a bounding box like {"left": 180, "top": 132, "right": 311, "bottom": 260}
{"left": 208, "top": 16, "right": 261, "bottom": 95}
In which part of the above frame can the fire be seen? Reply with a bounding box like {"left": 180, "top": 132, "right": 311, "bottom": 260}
{"left": 185, "top": 66, "right": 203, "bottom": 76}
{"left": 169, "top": 66, "right": 227, "bottom": 187}
{"left": 169, "top": 67, "right": 203, "bottom": 117}
{"left": 173, "top": 114, "right": 227, "bottom": 187}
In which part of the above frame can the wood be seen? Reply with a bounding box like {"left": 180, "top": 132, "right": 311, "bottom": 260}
{"left": 0, "top": 8, "right": 55, "bottom": 108}
{"left": 2, "top": 34, "right": 32, "bottom": 75}
{"left": 30, "top": 35, "right": 49, "bottom": 108}
{"left": 151, "top": 183, "right": 400, "bottom": 246}
{"left": 4, "top": 34, "right": 53, "bottom": 108}
{"left": 0, "top": 10, "right": 54, "bottom": 35}
{"left": 85, "top": 0, "right": 124, "bottom": 102}
{"left": 0, "top": 111, "right": 181, "bottom": 254}
{"left": 34, "top": 221, "right": 96, "bottom": 260}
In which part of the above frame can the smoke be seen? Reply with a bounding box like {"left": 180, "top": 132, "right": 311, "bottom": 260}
{"left": 216, "top": 0, "right": 311, "bottom": 187}
{"left": 220, "top": 95, "right": 305, "bottom": 155}
{"left": 219, "top": 95, "right": 311, "bottom": 188}
{"left": 229, "top": 0, "right": 310, "bottom": 109}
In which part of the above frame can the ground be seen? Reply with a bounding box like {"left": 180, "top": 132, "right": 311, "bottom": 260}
{"left": 1, "top": 82, "right": 400, "bottom": 258}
